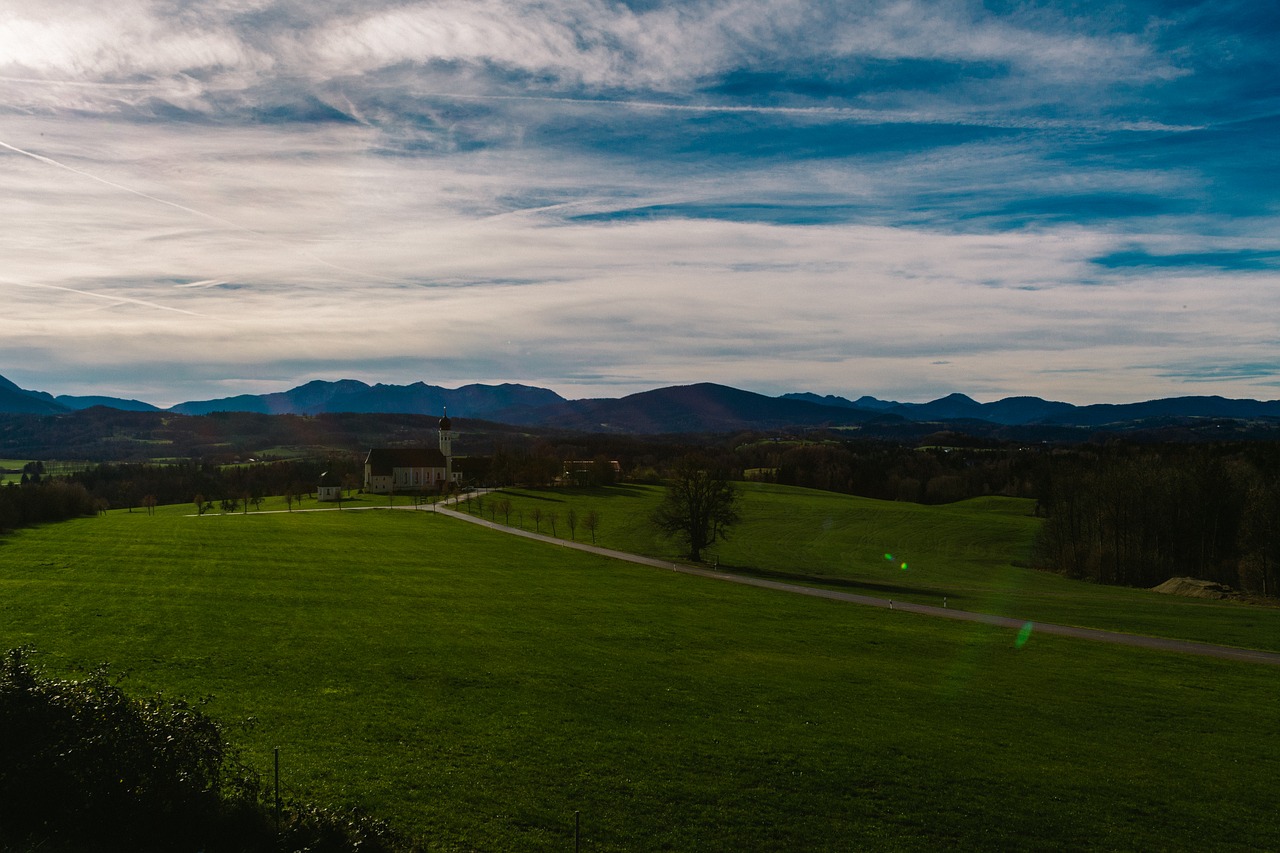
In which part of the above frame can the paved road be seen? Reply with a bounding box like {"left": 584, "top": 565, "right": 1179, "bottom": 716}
{"left": 424, "top": 503, "right": 1280, "bottom": 667}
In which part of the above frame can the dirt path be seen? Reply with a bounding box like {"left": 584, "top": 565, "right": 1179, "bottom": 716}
{"left": 428, "top": 504, "right": 1280, "bottom": 667}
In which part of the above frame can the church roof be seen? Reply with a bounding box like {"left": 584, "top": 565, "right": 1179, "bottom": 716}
{"left": 365, "top": 447, "right": 447, "bottom": 476}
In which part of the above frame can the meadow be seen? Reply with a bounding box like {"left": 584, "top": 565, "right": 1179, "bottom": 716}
{"left": 479, "top": 483, "right": 1280, "bottom": 653}
{"left": 0, "top": 457, "right": 91, "bottom": 484}
{"left": 0, "top": 489, "right": 1277, "bottom": 850}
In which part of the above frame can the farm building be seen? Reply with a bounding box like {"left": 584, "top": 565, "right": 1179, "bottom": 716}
{"left": 363, "top": 413, "right": 461, "bottom": 494}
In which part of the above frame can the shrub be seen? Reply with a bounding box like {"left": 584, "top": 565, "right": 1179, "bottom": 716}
{"left": 0, "top": 647, "right": 416, "bottom": 852}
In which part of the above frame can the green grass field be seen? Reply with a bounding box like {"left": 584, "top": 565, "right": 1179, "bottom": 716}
{"left": 0, "top": 492, "right": 1277, "bottom": 849}
{"left": 0, "top": 458, "right": 91, "bottom": 482}
{"left": 0, "top": 458, "right": 30, "bottom": 485}
{"left": 475, "top": 484, "right": 1280, "bottom": 653}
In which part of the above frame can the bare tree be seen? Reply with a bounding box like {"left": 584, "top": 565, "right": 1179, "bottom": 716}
{"left": 566, "top": 508, "right": 578, "bottom": 541}
{"left": 531, "top": 506, "right": 543, "bottom": 533}
{"left": 584, "top": 509, "right": 601, "bottom": 544}
{"left": 651, "top": 454, "right": 741, "bottom": 562}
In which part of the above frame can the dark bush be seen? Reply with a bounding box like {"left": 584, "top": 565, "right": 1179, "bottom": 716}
{"left": 0, "top": 646, "right": 261, "bottom": 850}
{"left": 0, "top": 647, "right": 417, "bottom": 852}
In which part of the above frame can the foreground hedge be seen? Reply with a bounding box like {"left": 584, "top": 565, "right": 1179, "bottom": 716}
{"left": 0, "top": 647, "right": 415, "bottom": 852}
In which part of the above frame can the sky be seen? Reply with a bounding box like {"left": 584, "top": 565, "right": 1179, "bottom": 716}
{"left": 1, "top": 0, "right": 1277, "bottom": 407}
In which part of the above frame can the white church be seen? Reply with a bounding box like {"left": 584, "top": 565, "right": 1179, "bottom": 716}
{"left": 363, "top": 413, "right": 462, "bottom": 494}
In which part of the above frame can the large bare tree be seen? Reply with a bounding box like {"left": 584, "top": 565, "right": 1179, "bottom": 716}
{"left": 651, "top": 454, "right": 741, "bottom": 562}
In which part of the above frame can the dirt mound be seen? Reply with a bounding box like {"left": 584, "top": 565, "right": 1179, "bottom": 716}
{"left": 1152, "top": 577, "right": 1239, "bottom": 599}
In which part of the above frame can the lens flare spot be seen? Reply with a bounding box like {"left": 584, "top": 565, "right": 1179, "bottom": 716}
{"left": 884, "top": 553, "right": 894, "bottom": 561}
{"left": 900, "top": 562, "right": 909, "bottom": 571}
{"left": 1015, "top": 621, "right": 1034, "bottom": 649}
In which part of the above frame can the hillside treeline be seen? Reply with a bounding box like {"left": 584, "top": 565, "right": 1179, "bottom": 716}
{"left": 0, "top": 409, "right": 521, "bottom": 463}
{"left": 65, "top": 457, "right": 364, "bottom": 510}
{"left": 736, "top": 438, "right": 1042, "bottom": 503}
{"left": 0, "top": 459, "right": 367, "bottom": 531}
{"left": 0, "top": 480, "right": 99, "bottom": 531}
{"left": 1033, "top": 444, "right": 1280, "bottom": 596}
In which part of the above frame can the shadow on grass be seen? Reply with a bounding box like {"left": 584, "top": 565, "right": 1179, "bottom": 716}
{"left": 504, "top": 491, "right": 566, "bottom": 503}
{"left": 502, "top": 484, "right": 653, "bottom": 503}
{"left": 602, "top": 484, "right": 653, "bottom": 498}
{"left": 713, "top": 562, "right": 949, "bottom": 600}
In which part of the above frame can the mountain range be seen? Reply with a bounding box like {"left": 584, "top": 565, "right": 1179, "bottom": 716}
{"left": 4, "top": 373, "right": 1280, "bottom": 435}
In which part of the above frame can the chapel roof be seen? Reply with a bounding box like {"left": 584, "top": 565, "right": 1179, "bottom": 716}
{"left": 364, "top": 447, "right": 447, "bottom": 476}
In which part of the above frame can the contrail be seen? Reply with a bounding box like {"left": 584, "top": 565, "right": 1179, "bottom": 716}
{"left": 413, "top": 90, "right": 887, "bottom": 119}
{"left": 0, "top": 138, "right": 248, "bottom": 231}
{"left": 0, "top": 137, "right": 405, "bottom": 283}
{"left": 410, "top": 91, "right": 1201, "bottom": 132}
{"left": 2, "top": 278, "right": 210, "bottom": 317}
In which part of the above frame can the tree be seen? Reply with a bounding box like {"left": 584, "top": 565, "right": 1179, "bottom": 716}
{"left": 584, "top": 509, "right": 601, "bottom": 544}
{"left": 566, "top": 508, "right": 578, "bottom": 541}
{"left": 531, "top": 506, "right": 543, "bottom": 533}
{"left": 591, "top": 454, "right": 617, "bottom": 486}
{"left": 651, "top": 454, "right": 741, "bottom": 562}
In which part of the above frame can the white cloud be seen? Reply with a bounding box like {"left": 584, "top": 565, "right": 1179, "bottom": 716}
{"left": 0, "top": 0, "right": 1179, "bottom": 118}
{"left": 0, "top": 2, "right": 1271, "bottom": 406}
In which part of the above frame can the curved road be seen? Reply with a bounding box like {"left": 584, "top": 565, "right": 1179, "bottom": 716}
{"left": 422, "top": 502, "right": 1280, "bottom": 667}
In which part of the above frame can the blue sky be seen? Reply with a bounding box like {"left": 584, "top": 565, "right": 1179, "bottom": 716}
{"left": 1, "top": 0, "right": 1277, "bottom": 406}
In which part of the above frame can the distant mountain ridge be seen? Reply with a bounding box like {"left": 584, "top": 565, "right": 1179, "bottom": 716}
{"left": 781, "top": 391, "right": 1280, "bottom": 427}
{"left": 169, "top": 379, "right": 565, "bottom": 418}
{"left": 782, "top": 391, "right": 1079, "bottom": 425}
{"left": 0, "top": 375, "right": 66, "bottom": 414}
{"left": 4, "top": 372, "right": 1280, "bottom": 435}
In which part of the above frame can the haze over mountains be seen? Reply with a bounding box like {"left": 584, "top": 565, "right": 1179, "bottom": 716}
{"left": 4, "top": 374, "right": 1280, "bottom": 435}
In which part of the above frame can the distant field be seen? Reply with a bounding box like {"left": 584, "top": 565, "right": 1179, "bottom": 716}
{"left": 0, "top": 458, "right": 92, "bottom": 484}
{"left": 0, "top": 500, "right": 1276, "bottom": 850}
{"left": 481, "top": 484, "right": 1280, "bottom": 653}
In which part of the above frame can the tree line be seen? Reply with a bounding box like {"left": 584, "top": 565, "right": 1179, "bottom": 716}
{"left": 0, "top": 457, "right": 367, "bottom": 532}
{"left": 1033, "top": 443, "right": 1280, "bottom": 596}
{"left": 64, "top": 458, "right": 361, "bottom": 512}
{"left": 0, "top": 479, "right": 99, "bottom": 532}
{"left": 736, "top": 436, "right": 1042, "bottom": 503}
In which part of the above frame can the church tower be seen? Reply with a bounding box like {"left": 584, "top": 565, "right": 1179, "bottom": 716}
{"left": 438, "top": 409, "right": 457, "bottom": 481}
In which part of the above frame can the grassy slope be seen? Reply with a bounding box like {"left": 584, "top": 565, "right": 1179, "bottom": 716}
{"left": 485, "top": 483, "right": 1280, "bottom": 652}
{"left": 0, "top": 503, "right": 1277, "bottom": 850}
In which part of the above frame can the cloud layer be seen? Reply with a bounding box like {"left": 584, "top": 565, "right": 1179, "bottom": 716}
{"left": 1, "top": 0, "right": 1277, "bottom": 405}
